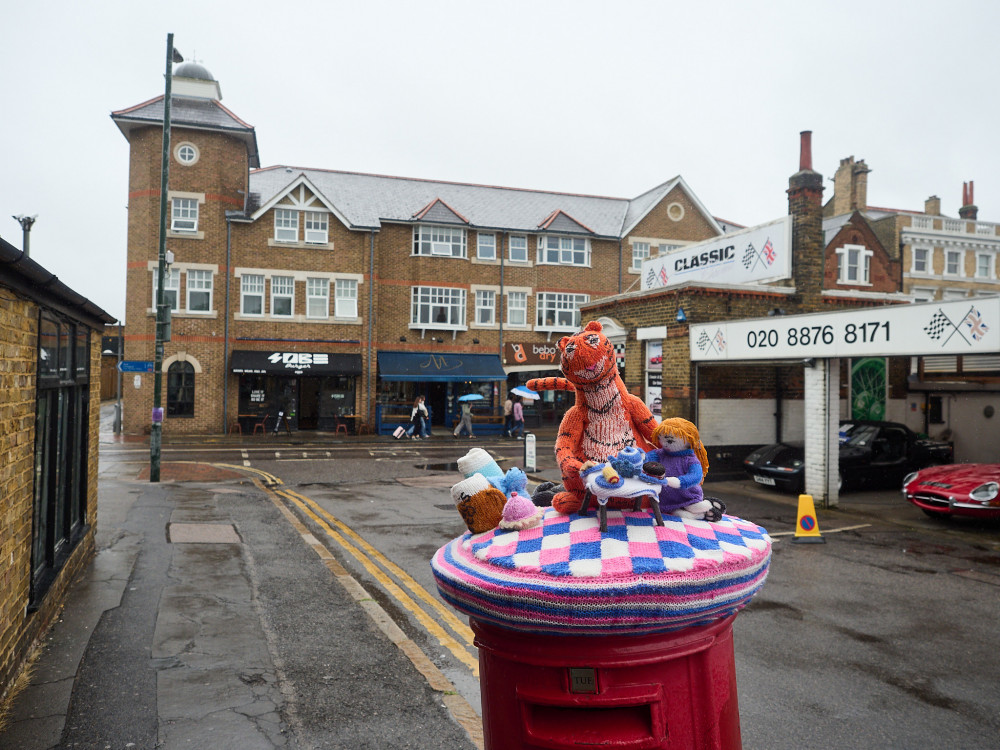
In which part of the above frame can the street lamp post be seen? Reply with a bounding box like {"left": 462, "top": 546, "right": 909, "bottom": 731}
{"left": 150, "top": 33, "right": 183, "bottom": 483}
{"left": 12, "top": 215, "right": 37, "bottom": 257}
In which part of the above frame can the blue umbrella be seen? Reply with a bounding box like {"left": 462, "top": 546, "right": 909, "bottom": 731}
{"left": 511, "top": 386, "right": 540, "bottom": 400}
{"left": 457, "top": 393, "right": 484, "bottom": 402}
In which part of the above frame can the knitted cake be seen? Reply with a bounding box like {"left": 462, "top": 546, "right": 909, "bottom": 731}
{"left": 432, "top": 508, "right": 771, "bottom": 636}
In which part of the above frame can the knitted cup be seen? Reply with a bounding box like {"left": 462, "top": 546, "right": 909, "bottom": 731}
{"left": 457, "top": 448, "right": 502, "bottom": 480}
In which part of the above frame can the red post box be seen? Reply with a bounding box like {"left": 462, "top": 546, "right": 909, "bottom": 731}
{"left": 473, "top": 616, "right": 741, "bottom": 750}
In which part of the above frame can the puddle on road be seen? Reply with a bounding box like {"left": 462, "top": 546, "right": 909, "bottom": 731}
{"left": 416, "top": 462, "right": 460, "bottom": 472}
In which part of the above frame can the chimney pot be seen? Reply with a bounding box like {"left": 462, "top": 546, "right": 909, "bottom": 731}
{"left": 970, "top": 180, "right": 974, "bottom": 205}
{"left": 799, "top": 131, "right": 813, "bottom": 171}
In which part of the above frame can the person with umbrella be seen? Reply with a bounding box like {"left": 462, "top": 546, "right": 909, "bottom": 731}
{"left": 503, "top": 392, "right": 514, "bottom": 437}
{"left": 453, "top": 393, "right": 480, "bottom": 438}
{"left": 510, "top": 395, "right": 525, "bottom": 440}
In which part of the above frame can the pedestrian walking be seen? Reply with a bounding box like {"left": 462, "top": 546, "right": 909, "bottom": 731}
{"left": 405, "top": 395, "right": 429, "bottom": 439}
{"left": 510, "top": 396, "right": 525, "bottom": 439}
{"left": 453, "top": 400, "right": 475, "bottom": 438}
{"left": 503, "top": 394, "right": 514, "bottom": 437}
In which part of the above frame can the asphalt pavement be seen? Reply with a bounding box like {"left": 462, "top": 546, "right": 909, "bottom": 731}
{"left": 4, "top": 406, "right": 997, "bottom": 749}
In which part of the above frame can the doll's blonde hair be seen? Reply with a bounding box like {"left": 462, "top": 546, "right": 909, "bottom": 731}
{"left": 651, "top": 418, "right": 708, "bottom": 484}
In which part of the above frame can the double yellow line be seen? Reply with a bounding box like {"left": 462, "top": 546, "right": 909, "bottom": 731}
{"left": 216, "top": 463, "right": 478, "bottom": 676}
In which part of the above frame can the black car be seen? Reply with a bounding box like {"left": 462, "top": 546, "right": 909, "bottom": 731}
{"left": 743, "top": 420, "right": 954, "bottom": 494}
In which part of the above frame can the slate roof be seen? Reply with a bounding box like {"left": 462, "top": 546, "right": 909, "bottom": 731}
{"left": 247, "top": 167, "right": 721, "bottom": 238}
{"left": 111, "top": 95, "right": 260, "bottom": 167}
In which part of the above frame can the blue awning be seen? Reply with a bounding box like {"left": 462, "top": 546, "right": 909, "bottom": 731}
{"left": 377, "top": 351, "right": 506, "bottom": 382}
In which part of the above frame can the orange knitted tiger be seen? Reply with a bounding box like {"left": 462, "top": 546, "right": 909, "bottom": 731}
{"left": 527, "top": 321, "right": 658, "bottom": 514}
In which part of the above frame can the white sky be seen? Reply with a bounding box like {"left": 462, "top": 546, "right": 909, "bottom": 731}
{"left": 3, "top": 0, "right": 999, "bottom": 323}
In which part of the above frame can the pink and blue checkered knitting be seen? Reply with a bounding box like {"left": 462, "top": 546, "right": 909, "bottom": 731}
{"left": 432, "top": 508, "right": 771, "bottom": 636}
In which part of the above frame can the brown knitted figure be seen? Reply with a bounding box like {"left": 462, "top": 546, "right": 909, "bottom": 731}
{"left": 528, "top": 321, "right": 658, "bottom": 514}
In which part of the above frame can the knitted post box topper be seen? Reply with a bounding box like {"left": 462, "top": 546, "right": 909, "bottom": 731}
{"left": 645, "top": 417, "right": 726, "bottom": 522}
{"left": 527, "top": 321, "right": 658, "bottom": 515}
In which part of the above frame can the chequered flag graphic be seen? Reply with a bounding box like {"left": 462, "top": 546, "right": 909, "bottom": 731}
{"left": 924, "top": 310, "right": 951, "bottom": 340}
{"left": 742, "top": 243, "right": 757, "bottom": 269}
{"left": 696, "top": 330, "right": 711, "bottom": 351}
{"left": 646, "top": 268, "right": 657, "bottom": 287}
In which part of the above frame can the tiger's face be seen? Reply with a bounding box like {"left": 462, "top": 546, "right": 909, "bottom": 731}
{"left": 558, "top": 321, "right": 617, "bottom": 386}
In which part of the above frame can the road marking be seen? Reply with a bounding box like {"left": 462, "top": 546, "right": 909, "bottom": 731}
{"left": 241, "top": 449, "right": 250, "bottom": 467}
{"left": 276, "top": 488, "right": 477, "bottom": 673}
{"left": 274, "top": 451, "right": 281, "bottom": 459}
{"left": 259, "top": 482, "right": 483, "bottom": 749}
{"left": 770, "top": 523, "right": 872, "bottom": 539}
{"left": 213, "top": 463, "right": 282, "bottom": 487}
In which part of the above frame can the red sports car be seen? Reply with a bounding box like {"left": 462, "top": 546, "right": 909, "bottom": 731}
{"left": 902, "top": 464, "right": 1000, "bottom": 519}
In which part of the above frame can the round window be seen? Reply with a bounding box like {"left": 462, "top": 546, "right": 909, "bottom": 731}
{"left": 175, "top": 142, "right": 199, "bottom": 165}
{"left": 667, "top": 202, "right": 685, "bottom": 222}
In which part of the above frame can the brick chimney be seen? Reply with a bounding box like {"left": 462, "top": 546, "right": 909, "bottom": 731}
{"left": 787, "top": 131, "right": 825, "bottom": 310}
{"left": 959, "top": 181, "right": 978, "bottom": 220}
{"left": 924, "top": 195, "right": 941, "bottom": 216}
{"left": 831, "top": 156, "right": 870, "bottom": 216}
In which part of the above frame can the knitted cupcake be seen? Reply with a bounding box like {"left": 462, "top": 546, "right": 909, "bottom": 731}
{"left": 451, "top": 474, "right": 506, "bottom": 533}
{"left": 497, "top": 491, "right": 544, "bottom": 531}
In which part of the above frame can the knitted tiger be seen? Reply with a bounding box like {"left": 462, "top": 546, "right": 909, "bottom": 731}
{"left": 527, "top": 321, "right": 658, "bottom": 514}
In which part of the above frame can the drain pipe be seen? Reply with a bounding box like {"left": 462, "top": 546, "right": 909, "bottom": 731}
{"left": 367, "top": 230, "right": 376, "bottom": 424}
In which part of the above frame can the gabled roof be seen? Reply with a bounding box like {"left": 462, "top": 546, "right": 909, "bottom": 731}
{"left": 111, "top": 95, "right": 260, "bottom": 168}
{"left": 620, "top": 176, "right": 724, "bottom": 237}
{"left": 249, "top": 172, "right": 351, "bottom": 229}
{"left": 245, "top": 166, "right": 725, "bottom": 239}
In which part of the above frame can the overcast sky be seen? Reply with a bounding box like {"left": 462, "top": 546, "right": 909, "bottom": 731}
{"left": 3, "top": 0, "right": 998, "bottom": 323}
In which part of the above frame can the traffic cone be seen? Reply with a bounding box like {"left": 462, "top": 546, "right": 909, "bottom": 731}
{"left": 791, "top": 494, "right": 825, "bottom": 544}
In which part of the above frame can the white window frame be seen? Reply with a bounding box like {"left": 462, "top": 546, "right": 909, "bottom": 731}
{"left": 537, "top": 235, "right": 590, "bottom": 267}
{"left": 411, "top": 286, "right": 466, "bottom": 328}
{"left": 171, "top": 197, "right": 199, "bottom": 233}
{"left": 509, "top": 235, "right": 528, "bottom": 263}
{"left": 910, "top": 286, "right": 936, "bottom": 303}
{"left": 153, "top": 268, "right": 181, "bottom": 312}
{"left": 536, "top": 292, "right": 589, "bottom": 330}
{"left": 306, "top": 278, "right": 330, "bottom": 319}
{"left": 271, "top": 275, "right": 295, "bottom": 318}
{"left": 942, "top": 288, "right": 969, "bottom": 301}
{"left": 334, "top": 278, "right": 358, "bottom": 319}
{"left": 836, "top": 244, "right": 872, "bottom": 285}
{"left": 413, "top": 225, "right": 467, "bottom": 258}
{"left": 632, "top": 241, "right": 650, "bottom": 270}
{"left": 186, "top": 269, "right": 213, "bottom": 312}
{"left": 477, "top": 233, "right": 496, "bottom": 261}
{"left": 240, "top": 274, "right": 265, "bottom": 316}
{"left": 911, "top": 247, "right": 930, "bottom": 274}
{"left": 945, "top": 249, "right": 964, "bottom": 277}
{"left": 275, "top": 209, "right": 299, "bottom": 243}
{"left": 304, "top": 211, "right": 329, "bottom": 244}
{"left": 175, "top": 142, "right": 199, "bottom": 165}
{"left": 975, "top": 252, "right": 994, "bottom": 279}
{"left": 475, "top": 289, "right": 496, "bottom": 325}
{"left": 506, "top": 290, "right": 528, "bottom": 327}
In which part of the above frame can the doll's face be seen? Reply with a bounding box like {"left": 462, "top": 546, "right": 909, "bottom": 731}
{"left": 659, "top": 433, "right": 689, "bottom": 451}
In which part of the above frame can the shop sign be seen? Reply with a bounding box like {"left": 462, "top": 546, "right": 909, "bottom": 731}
{"left": 268, "top": 352, "right": 329, "bottom": 368}
{"left": 641, "top": 216, "right": 791, "bottom": 290}
{"left": 505, "top": 342, "right": 560, "bottom": 366}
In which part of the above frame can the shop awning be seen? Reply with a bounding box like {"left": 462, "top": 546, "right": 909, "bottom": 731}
{"left": 231, "top": 350, "right": 362, "bottom": 375}
{"left": 377, "top": 351, "right": 506, "bottom": 382}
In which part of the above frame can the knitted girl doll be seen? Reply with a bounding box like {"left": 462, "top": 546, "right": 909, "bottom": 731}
{"left": 645, "top": 418, "right": 725, "bottom": 522}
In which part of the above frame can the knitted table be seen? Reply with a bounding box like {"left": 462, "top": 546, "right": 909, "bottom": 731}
{"left": 432, "top": 508, "right": 771, "bottom": 636}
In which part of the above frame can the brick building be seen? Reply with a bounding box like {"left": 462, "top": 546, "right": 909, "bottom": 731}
{"left": 821, "top": 158, "right": 1000, "bottom": 462}
{"left": 111, "top": 60, "right": 728, "bottom": 435}
{"left": 0, "top": 236, "right": 114, "bottom": 703}
{"left": 582, "top": 132, "right": 932, "bottom": 478}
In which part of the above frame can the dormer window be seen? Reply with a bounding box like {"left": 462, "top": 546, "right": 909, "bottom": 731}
{"left": 836, "top": 244, "right": 872, "bottom": 285}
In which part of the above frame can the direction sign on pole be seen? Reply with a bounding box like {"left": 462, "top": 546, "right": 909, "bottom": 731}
{"left": 118, "top": 360, "right": 155, "bottom": 373}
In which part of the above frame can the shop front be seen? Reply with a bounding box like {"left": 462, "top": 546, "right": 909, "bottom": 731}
{"left": 231, "top": 350, "right": 362, "bottom": 432}
{"left": 376, "top": 351, "right": 507, "bottom": 434}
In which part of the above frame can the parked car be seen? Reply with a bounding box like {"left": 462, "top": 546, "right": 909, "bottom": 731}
{"left": 902, "top": 463, "right": 1000, "bottom": 519}
{"left": 743, "top": 420, "right": 954, "bottom": 494}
